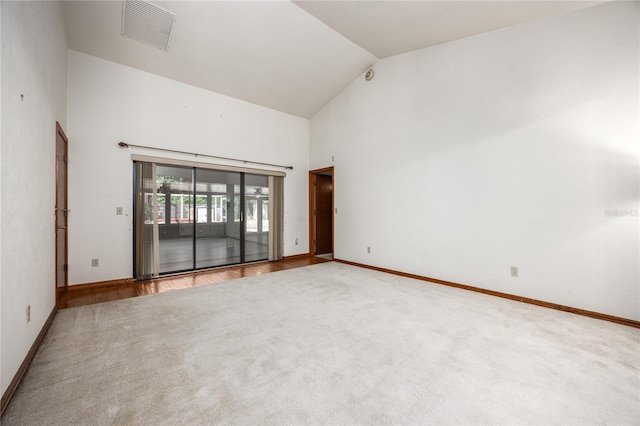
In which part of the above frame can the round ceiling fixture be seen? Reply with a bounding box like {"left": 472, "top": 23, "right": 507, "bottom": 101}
{"left": 365, "top": 68, "right": 374, "bottom": 81}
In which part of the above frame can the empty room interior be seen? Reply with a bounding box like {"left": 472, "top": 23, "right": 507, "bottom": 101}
{"left": 1, "top": 0, "right": 639, "bottom": 424}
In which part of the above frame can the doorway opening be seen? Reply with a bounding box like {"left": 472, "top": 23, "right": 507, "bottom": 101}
{"left": 309, "top": 167, "right": 334, "bottom": 260}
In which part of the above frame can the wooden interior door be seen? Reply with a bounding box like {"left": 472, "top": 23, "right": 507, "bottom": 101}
{"left": 55, "top": 123, "right": 69, "bottom": 304}
{"left": 309, "top": 167, "right": 333, "bottom": 256}
{"left": 314, "top": 174, "right": 333, "bottom": 254}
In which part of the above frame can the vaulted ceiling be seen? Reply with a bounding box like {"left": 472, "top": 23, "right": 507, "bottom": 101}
{"left": 61, "top": 1, "right": 603, "bottom": 118}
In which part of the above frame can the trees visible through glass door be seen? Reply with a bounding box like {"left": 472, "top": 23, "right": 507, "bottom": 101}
{"left": 194, "top": 169, "right": 241, "bottom": 268}
{"left": 136, "top": 163, "right": 273, "bottom": 277}
{"left": 156, "top": 165, "right": 194, "bottom": 274}
{"left": 245, "top": 174, "right": 269, "bottom": 262}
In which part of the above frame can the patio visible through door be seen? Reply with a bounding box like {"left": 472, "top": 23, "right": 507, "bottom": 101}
{"left": 134, "top": 160, "right": 278, "bottom": 278}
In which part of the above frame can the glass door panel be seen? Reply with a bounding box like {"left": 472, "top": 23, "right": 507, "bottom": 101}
{"left": 244, "top": 174, "right": 269, "bottom": 262}
{"left": 135, "top": 163, "right": 275, "bottom": 277}
{"left": 157, "top": 165, "right": 194, "bottom": 274}
{"left": 195, "top": 169, "right": 241, "bottom": 268}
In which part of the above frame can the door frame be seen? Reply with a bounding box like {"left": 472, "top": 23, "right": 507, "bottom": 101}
{"left": 308, "top": 167, "right": 334, "bottom": 256}
{"left": 133, "top": 164, "right": 272, "bottom": 277}
{"left": 55, "top": 122, "right": 69, "bottom": 305}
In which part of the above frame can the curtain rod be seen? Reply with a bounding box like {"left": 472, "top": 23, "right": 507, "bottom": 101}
{"left": 118, "top": 141, "right": 293, "bottom": 170}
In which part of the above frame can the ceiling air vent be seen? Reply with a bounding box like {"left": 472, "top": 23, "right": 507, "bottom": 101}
{"left": 121, "top": 0, "right": 176, "bottom": 52}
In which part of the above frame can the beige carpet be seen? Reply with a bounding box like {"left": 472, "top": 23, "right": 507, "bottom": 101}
{"left": 3, "top": 262, "right": 639, "bottom": 425}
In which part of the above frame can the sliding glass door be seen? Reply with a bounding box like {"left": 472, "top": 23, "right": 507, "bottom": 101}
{"left": 134, "top": 161, "right": 280, "bottom": 278}
{"left": 244, "top": 174, "right": 269, "bottom": 262}
{"left": 156, "top": 165, "right": 194, "bottom": 274}
{"left": 194, "top": 169, "right": 241, "bottom": 268}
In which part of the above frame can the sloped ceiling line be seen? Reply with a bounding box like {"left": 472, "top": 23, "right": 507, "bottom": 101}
{"left": 61, "top": 0, "right": 603, "bottom": 118}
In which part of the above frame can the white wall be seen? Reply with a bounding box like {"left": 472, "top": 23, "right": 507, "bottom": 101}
{"left": 0, "top": 1, "right": 3, "bottom": 399}
{"left": 1, "top": 1, "right": 67, "bottom": 395}
{"left": 67, "top": 50, "right": 309, "bottom": 285}
{"left": 311, "top": 2, "right": 639, "bottom": 320}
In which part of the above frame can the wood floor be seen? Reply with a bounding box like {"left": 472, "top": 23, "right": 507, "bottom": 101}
{"left": 58, "top": 256, "right": 330, "bottom": 309}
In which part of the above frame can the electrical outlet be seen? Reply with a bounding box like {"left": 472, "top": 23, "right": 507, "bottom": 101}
{"left": 511, "top": 266, "right": 519, "bottom": 277}
{"left": 116, "top": 207, "right": 123, "bottom": 215}
{"left": 26, "top": 305, "right": 31, "bottom": 323}
{"left": 367, "top": 246, "right": 371, "bottom": 254}
{"left": 92, "top": 258, "right": 99, "bottom": 267}
{"left": 295, "top": 237, "right": 299, "bottom": 245}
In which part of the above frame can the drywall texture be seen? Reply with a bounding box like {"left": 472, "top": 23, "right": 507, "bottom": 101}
{"left": 0, "top": 1, "right": 3, "bottom": 399}
{"left": 310, "top": 2, "right": 639, "bottom": 320}
{"left": 67, "top": 50, "right": 310, "bottom": 285}
{"left": 1, "top": 1, "right": 68, "bottom": 395}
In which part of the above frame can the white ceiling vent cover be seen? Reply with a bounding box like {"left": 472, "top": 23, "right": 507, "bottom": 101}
{"left": 122, "top": 0, "right": 176, "bottom": 52}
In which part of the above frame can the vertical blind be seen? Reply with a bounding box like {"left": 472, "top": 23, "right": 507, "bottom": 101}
{"left": 134, "top": 161, "right": 158, "bottom": 279}
{"left": 268, "top": 175, "right": 284, "bottom": 261}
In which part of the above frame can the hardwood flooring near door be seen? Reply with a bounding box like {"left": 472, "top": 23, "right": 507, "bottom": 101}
{"left": 58, "top": 256, "right": 330, "bottom": 309}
